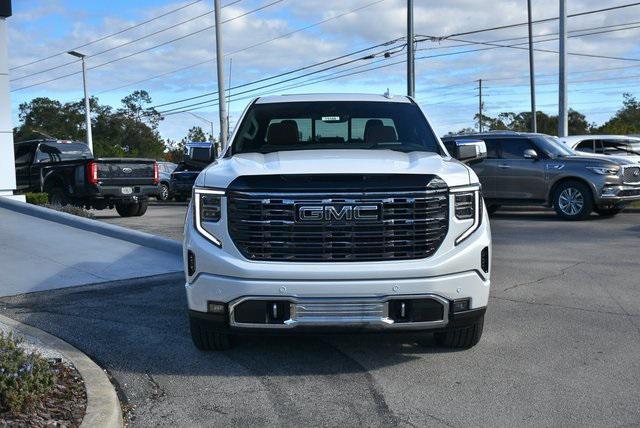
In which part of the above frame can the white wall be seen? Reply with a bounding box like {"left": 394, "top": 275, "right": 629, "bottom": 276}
{"left": 0, "top": 18, "right": 17, "bottom": 198}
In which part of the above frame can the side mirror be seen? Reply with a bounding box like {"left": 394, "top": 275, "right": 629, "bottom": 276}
{"left": 523, "top": 148, "right": 539, "bottom": 160}
{"left": 453, "top": 139, "right": 487, "bottom": 163}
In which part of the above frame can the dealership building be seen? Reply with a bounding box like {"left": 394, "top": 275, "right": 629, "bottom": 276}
{"left": 0, "top": 1, "right": 22, "bottom": 201}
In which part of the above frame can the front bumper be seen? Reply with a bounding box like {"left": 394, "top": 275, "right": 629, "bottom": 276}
{"left": 189, "top": 305, "right": 486, "bottom": 334}
{"left": 598, "top": 185, "right": 640, "bottom": 205}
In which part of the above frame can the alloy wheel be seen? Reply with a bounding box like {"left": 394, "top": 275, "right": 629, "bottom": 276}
{"left": 558, "top": 187, "right": 584, "bottom": 216}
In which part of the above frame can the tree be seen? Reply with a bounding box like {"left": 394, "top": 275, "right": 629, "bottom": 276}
{"left": 470, "top": 109, "right": 591, "bottom": 136}
{"left": 597, "top": 93, "right": 640, "bottom": 135}
{"left": 15, "top": 97, "right": 83, "bottom": 141}
{"left": 186, "top": 126, "right": 207, "bottom": 142}
{"left": 13, "top": 91, "right": 167, "bottom": 159}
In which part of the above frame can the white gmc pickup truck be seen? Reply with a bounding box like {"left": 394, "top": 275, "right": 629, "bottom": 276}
{"left": 183, "top": 94, "right": 490, "bottom": 350}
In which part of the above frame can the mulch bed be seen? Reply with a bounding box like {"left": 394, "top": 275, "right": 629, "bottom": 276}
{"left": 0, "top": 360, "right": 87, "bottom": 427}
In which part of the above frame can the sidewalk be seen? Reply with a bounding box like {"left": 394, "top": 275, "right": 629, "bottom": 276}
{"left": 0, "top": 199, "right": 183, "bottom": 297}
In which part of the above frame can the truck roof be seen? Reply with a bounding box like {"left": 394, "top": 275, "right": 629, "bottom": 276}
{"left": 255, "top": 93, "right": 413, "bottom": 104}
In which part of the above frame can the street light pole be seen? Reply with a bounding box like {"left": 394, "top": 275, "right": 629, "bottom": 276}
{"left": 527, "top": 0, "right": 537, "bottom": 133}
{"left": 213, "top": 0, "right": 228, "bottom": 149}
{"left": 68, "top": 50, "right": 93, "bottom": 153}
{"left": 188, "top": 112, "right": 215, "bottom": 143}
{"left": 407, "top": 0, "right": 415, "bottom": 98}
{"left": 558, "top": 0, "right": 568, "bottom": 137}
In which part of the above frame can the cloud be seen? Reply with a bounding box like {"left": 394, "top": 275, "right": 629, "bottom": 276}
{"left": 7, "top": 0, "right": 640, "bottom": 140}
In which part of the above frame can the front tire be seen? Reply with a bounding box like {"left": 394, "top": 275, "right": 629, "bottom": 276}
{"left": 594, "top": 207, "right": 622, "bottom": 217}
{"left": 189, "top": 316, "right": 233, "bottom": 351}
{"left": 553, "top": 181, "right": 593, "bottom": 220}
{"left": 434, "top": 315, "right": 484, "bottom": 349}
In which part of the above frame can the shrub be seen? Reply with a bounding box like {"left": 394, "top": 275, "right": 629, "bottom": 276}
{"left": 0, "top": 332, "right": 55, "bottom": 414}
{"left": 43, "top": 204, "right": 95, "bottom": 219}
{"left": 25, "top": 192, "right": 49, "bottom": 206}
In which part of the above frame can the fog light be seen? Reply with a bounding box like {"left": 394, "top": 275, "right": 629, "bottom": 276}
{"left": 452, "top": 299, "right": 470, "bottom": 312}
{"left": 602, "top": 186, "right": 619, "bottom": 197}
{"left": 207, "top": 302, "right": 226, "bottom": 314}
{"left": 481, "top": 247, "right": 489, "bottom": 273}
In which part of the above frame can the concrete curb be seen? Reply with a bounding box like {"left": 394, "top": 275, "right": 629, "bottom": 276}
{"left": 0, "top": 198, "right": 182, "bottom": 256}
{"left": 0, "top": 313, "right": 123, "bottom": 428}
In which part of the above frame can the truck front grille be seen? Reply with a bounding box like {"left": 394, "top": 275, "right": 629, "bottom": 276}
{"left": 227, "top": 189, "right": 449, "bottom": 262}
{"left": 622, "top": 166, "right": 640, "bottom": 184}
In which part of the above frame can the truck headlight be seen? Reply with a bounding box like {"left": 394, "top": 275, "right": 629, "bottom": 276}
{"left": 451, "top": 184, "right": 482, "bottom": 245}
{"left": 194, "top": 187, "right": 224, "bottom": 247}
{"left": 586, "top": 166, "right": 620, "bottom": 175}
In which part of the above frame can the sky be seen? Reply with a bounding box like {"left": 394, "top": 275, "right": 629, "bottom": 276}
{"left": 7, "top": 0, "right": 640, "bottom": 142}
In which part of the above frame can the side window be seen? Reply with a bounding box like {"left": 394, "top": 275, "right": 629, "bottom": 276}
{"left": 499, "top": 138, "right": 533, "bottom": 159}
{"left": 576, "top": 140, "right": 594, "bottom": 153}
{"left": 14, "top": 145, "right": 34, "bottom": 166}
{"left": 601, "top": 140, "right": 629, "bottom": 155}
{"left": 483, "top": 139, "right": 500, "bottom": 159}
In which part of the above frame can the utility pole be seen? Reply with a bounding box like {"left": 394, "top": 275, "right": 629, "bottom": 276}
{"left": 558, "top": 0, "right": 568, "bottom": 137}
{"left": 478, "top": 79, "right": 483, "bottom": 133}
{"left": 213, "top": 0, "right": 228, "bottom": 149}
{"left": 226, "top": 58, "right": 232, "bottom": 138}
{"left": 527, "top": 0, "right": 537, "bottom": 133}
{"left": 68, "top": 50, "right": 93, "bottom": 153}
{"left": 406, "top": 0, "right": 415, "bottom": 98}
{"left": 0, "top": 1, "right": 20, "bottom": 201}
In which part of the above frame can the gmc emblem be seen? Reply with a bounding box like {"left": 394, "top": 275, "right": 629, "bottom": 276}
{"left": 296, "top": 204, "right": 381, "bottom": 222}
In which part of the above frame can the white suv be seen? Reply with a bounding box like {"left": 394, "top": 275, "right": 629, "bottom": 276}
{"left": 183, "top": 94, "right": 491, "bottom": 350}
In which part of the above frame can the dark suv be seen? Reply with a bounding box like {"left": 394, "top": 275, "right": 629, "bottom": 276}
{"left": 442, "top": 132, "right": 640, "bottom": 220}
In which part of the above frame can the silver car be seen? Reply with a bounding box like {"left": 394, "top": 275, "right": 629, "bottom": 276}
{"left": 561, "top": 135, "right": 640, "bottom": 164}
{"left": 442, "top": 131, "right": 640, "bottom": 220}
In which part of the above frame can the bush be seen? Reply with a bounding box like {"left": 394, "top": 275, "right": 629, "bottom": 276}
{"left": 43, "top": 204, "right": 95, "bottom": 219}
{"left": 25, "top": 192, "right": 49, "bottom": 206}
{"left": 0, "top": 332, "right": 55, "bottom": 414}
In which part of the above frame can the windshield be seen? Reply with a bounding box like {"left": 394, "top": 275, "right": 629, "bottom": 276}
{"left": 534, "top": 136, "right": 575, "bottom": 158}
{"left": 231, "top": 101, "right": 442, "bottom": 155}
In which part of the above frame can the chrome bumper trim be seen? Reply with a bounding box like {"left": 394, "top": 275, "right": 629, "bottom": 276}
{"left": 228, "top": 295, "right": 450, "bottom": 330}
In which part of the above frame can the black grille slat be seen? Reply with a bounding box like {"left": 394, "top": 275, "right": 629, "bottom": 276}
{"left": 228, "top": 187, "right": 449, "bottom": 262}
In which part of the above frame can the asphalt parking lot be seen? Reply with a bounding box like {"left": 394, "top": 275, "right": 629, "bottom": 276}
{"left": 2, "top": 205, "right": 640, "bottom": 426}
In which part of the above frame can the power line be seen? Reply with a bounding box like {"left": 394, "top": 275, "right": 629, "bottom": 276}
{"left": 11, "top": 8, "right": 216, "bottom": 82}
{"left": 11, "top": 0, "right": 287, "bottom": 92}
{"left": 156, "top": 44, "right": 406, "bottom": 113}
{"left": 152, "top": 37, "right": 403, "bottom": 109}
{"left": 96, "top": 0, "right": 390, "bottom": 95}
{"left": 156, "top": 19, "right": 640, "bottom": 113}
{"left": 11, "top": 0, "right": 205, "bottom": 71}
{"left": 443, "top": 1, "right": 640, "bottom": 39}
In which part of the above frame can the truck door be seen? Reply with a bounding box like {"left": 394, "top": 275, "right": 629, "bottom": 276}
{"left": 469, "top": 138, "right": 499, "bottom": 199}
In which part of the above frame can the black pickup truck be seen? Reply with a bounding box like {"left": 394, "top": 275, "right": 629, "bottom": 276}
{"left": 14, "top": 139, "right": 159, "bottom": 217}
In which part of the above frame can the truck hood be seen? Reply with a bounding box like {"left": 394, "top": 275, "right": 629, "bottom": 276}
{"left": 199, "top": 149, "right": 474, "bottom": 189}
